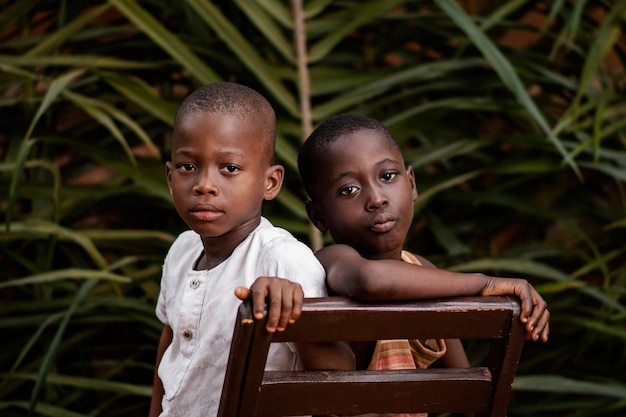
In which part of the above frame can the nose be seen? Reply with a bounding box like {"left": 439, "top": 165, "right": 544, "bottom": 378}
{"left": 193, "top": 169, "right": 218, "bottom": 196}
{"left": 365, "top": 185, "right": 388, "bottom": 211}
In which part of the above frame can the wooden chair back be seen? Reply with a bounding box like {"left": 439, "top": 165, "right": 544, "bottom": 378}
{"left": 218, "top": 295, "right": 526, "bottom": 417}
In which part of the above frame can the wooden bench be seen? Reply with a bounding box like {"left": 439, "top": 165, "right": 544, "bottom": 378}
{"left": 218, "top": 295, "right": 526, "bottom": 417}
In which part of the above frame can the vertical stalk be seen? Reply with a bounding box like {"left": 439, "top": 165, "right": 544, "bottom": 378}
{"left": 293, "top": 0, "right": 323, "bottom": 251}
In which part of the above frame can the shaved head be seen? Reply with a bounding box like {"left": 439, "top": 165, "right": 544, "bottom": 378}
{"left": 173, "top": 82, "right": 277, "bottom": 164}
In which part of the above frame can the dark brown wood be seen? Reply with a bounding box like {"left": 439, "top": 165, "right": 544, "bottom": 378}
{"left": 218, "top": 295, "right": 526, "bottom": 417}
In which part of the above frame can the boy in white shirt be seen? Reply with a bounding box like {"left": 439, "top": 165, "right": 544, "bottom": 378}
{"left": 149, "top": 83, "right": 353, "bottom": 417}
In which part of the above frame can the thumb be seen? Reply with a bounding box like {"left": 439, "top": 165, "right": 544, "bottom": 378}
{"left": 234, "top": 286, "right": 251, "bottom": 301}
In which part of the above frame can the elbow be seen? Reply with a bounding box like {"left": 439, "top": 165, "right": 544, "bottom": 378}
{"left": 325, "top": 262, "right": 390, "bottom": 301}
{"left": 343, "top": 272, "right": 388, "bottom": 301}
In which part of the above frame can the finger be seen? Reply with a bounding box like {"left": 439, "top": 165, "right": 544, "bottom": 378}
{"left": 532, "top": 310, "right": 550, "bottom": 342}
{"left": 234, "top": 286, "right": 251, "bottom": 301}
{"left": 250, "top": 279, "right": 270, "bottom": 321}
{"left": 517, "top": 285, "right": 535, "bottom": 325}
{"left": 289, "top": 285, "right": 304, "bottom": 324}
{"left": 274, "top": 286, "right": 293, "bottom": 332}
{"left": 525, "top": 295, "right": 548, "bottom": 335}
{"left": 540, "top": 320, "right": 550, "bottom": 342}
{"left": 264, "top": 287, "right": 282, "bottom": 333}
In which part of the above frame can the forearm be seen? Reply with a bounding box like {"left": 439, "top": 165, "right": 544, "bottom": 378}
{"left": 330, "top": 259, "right": 491, "bottom": 301}
{"left": 294, "top": 341, "right": 356, "bottom": 371}
{"left": 149, "top": 325, "right": 172, "bottom": 417}
{"left": 436, "top": 338, "right": 470, "bottom": 368}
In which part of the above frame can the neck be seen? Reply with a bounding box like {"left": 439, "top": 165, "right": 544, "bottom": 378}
{"left": 360, "top": 247, "right": 403, "bottom": 261}
{"left": 195, "top": 218, "right": 261, "bottom": 270}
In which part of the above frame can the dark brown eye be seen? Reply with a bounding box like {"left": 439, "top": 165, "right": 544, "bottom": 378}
{"left": 339, "top": 185, "right": 359, "bottom": 196}
{"left": 179, "top": 163, "right": 196, "bottom": 171}
{"left": 222, "top": 165, "right": 241, "bottom": 173}
{"left": 381, "top": 172, "right": 397, "bottom": 181}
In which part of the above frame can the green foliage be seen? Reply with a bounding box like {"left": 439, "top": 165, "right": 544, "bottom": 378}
{"left": 1, "top": 0, "right": 625, "bottom": 415}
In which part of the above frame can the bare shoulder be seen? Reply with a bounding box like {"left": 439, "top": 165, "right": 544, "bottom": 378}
{"left": 315, "top": 245, "right": 366, "bottom": 295}
{"left": 315, "top": 244, "right": 362, "bottom": 268}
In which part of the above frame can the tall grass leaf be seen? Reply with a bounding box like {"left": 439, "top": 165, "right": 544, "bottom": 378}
{"left": 275, "top": 188, "right": 307, "bottom": 219}
{"left": 1, "top": 158, "right": 61, "bottom": 225}
{"left": 70, "top": 89, "right": 161, "bottom": 159}
{"left": 0, "top": 55, "right": 159, "bottom": 69}
{"left": 425, "top": 211, "right": 469, "bottom": 256}
{"left": 449, "top": 257, "right": 625, "bottom": 311}
{"left": 0, "top": 401, "right": 89, "bottom": 417}
{"left": 100, "top": 71, "right": 179, "bottom": 126}
{"left": 545, "top": 0, "right": 567, "bottom": 56}
{"left": 572, "top": 1, "right": 626, "bottom": 108}
{"left": 256, "top": 0, "right": 293, "bottom": 27}
{"left": 309, "top": 67, "right": 382, "bottom": 95}
{"left": 570, "top": 317, "right": 626, "bottom": 341}
{"left": 434, "top": 0, "right": 579, "bottom": 177}
{"left": 234, "top": 0, "right": 294, "bottom": 62}
{"left": 553, "top": 96, "right": 598, "bottom": 137}
{"left": 601, "top": 113, "right": 626, "bottom": 142}
{"left": 63, "top": 90, "right": 138, "bottom": 169}
{"left": 1, "top": 220, "right": 108, "bottom": 268}
{"left": 404, "top": 139, "right": 490, "bottom": 170}
{"left": 569, "top": 249, "right": 622, "bottom": 283}
{"left": 414, "top": 170, "right": 483, "bottom": 213}
{"left": 605, "top": 218, "right": 626, "bottom": 230}
{"left": 514, "top": 375, "right": 626, "bottom": 398}
{"left": 313, "top": 58, "right": 487, "bottom": 119}
{"left": 452, "top": 0, "right": 529, "bottom": 58}
{"left": 549, "top": 0, "right": 586, "bottom": 59}
{"left": 22, "top": 69, "right": 85, "bottom": 144}
{"left": 10, "top": 373, "right": 151, "bottom": 397}
{"left": 0, "top": 269, "right": 131, "bottom": 290}
{"left": 108, "top": 0, "right": 220, "bottom": 84}
{"left": 6, "top": 138, "right": 35, "bottom": 233}
{"left": 24, "top": 4, "right": 111, "bottom": 57}
{"left": 0, "top": 311, "right": 65, "bottom": 396}
{"left": 534, "top": 281, "right": 587, "bottom": 294}
{"left": 449, "top": 257, "right": 574, "bottom": 281}
{"left": 304, "top": 0, "right": 334, "bottom": 19}
{"left": 492, "top": 159, "right": 559, "bottom": 174}
{"left": 0, "top": 0, "right": 38, "bottom": 36}
{"left": 579, "top": 161, "right": 626, "bottom": 182}
{"left": 385, "top": 97, "right": 510, "bottom": 128}
{"left": 28, "top": 279, "right": 98, "bottom": 414}
{"left": 308, "top": 0, "right": 406, "bottom": 63}
{"left": 186, "top": 0, "right": 298, "bottom": 116}
{"left": 275, "top": 132, "right": 299, "bottom": 172}
{"left": 81, "top": 229, "right": 175, "bottom": 244}
{"left": 40, "top": 136, "right": 171, "bottom": 201}
{"left": 479, "top": 0, "right": 529, "bottom": 32}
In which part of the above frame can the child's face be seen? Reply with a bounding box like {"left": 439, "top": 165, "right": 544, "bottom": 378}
{"left": 307, "top": 129, "right": 418, "bottom": 260}
{"left": 166, "top": 111, "right": 282, "bottom": 241}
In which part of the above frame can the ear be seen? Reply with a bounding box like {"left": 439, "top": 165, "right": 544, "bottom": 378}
{"left": 263, "top": 165, "right": 284, "bottom": 201}
{"left": 406, "top": 165, "right": 418, "bottom": 202}
{"left": 305, "top": 200, "right": 329, "bottom": 232}
{"left": 165, "top": 161, "right": 174, "bottom": 196}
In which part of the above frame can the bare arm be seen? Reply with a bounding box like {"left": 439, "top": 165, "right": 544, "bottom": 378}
{"left": 317, "top": 244, "right": 549, "bottom": 342}
{"left": 295, "top": 341, "right": 356, "bottom": 371}
{"left": 149, "top": 325, "right": 173, "bottom": 417}
{"left": 436, "top": 338, "right": 470, "bottom": 368}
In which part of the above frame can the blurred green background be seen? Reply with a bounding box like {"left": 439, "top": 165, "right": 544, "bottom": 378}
{"left": 1, "top": 1, "right": 625, "bottom": 416}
